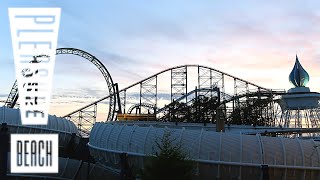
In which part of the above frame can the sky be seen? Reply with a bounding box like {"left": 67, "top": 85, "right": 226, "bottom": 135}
{"left": 1, "top": 1, "right": 320, "bottom": 119}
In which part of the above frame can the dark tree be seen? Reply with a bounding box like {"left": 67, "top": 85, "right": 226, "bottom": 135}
{"left": 159, "top": 95, "right": 220, "bottom": 123}
{"left": 142, "top": 132, "right": 194, "bottom": 180}
{"left": 228, "top": 97, "right": 273, "bottom": 126}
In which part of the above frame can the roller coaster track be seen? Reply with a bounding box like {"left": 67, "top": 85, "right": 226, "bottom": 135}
{"left": 5, "top": 48, "right": 116, "bottom": 123}
{"left": 127, "top": 88, "right": 227, "bottom": 115}
{"left": 5, "top": 57, "right": 280, "bottom": 134}
{"left": 127, "top": 88, "right": 290, "bottom": 117}
{"left": 154, "top": 88, "right": 230, "bottom": 114}
{"left": 127, "top": 103, "right": 157, "bottom": 114}
{"left": 4, "top": 80, "right": 18, "bottom": 108}
{"left": 63, "top": 64, "right": 272, "bottom": 120}
{"left": 220, "top": 89, "right": 284, "bottom": 104}
{"left": 219, "top": 90, "right": 320, "bottom": 105}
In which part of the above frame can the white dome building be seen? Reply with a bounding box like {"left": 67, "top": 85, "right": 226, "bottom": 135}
{"left": 89, "top": 122, "right": 320, "bottom": 179}
{"left": 0, "top": 106, "right": 77, "bottom": 133}
{"left": 0, "top": 106, "right": 78, "bottom": 149}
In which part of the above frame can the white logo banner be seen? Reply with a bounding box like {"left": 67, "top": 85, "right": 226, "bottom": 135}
{"left": 9, "top": 8, "right": 61, "bottom": 125}
{"left": 11, "top": 134, "right": 59, "bottom": 173}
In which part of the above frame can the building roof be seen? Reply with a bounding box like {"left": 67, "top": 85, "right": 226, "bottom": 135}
{"left": 0, "top": 106, "right": 77, "bottom": 133}
{"left": 89, "top": 122, "right": 320, "bottom": 167}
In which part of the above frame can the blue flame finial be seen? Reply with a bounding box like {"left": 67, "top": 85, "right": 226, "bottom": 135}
{"left": 289, "top": 54, "right": 309, "bottom": 87}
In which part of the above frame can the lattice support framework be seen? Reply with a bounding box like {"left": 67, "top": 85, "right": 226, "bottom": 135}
{"left": 67, "top": 103, "right": 97, "bottom": 136}
{"left": 139, "top": 76, "right": 157, "bottom": 114}
{"left": 171, "top": 66, "right": 187, "bottom": 103}
{"left": 198, "top": 66, "right": 225, "bottom": 101}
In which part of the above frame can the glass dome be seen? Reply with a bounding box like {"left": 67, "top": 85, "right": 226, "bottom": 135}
{"left": 289, "top": 55, "right": 309, "bottom": 87}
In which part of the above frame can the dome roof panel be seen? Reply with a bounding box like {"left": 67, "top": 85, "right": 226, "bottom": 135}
{"left": 89, "top": 122, "right": 320, "bottom": 167}
{"left": 0, "top": 106, "right": 77, "bottom": 133}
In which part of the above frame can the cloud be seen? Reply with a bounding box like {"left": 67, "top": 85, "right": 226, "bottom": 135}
{"left": 4, "top": 1, "right": 320, "bottom": 117}
{"left": 0, "top": 94, "right": 8, "bottom": 98}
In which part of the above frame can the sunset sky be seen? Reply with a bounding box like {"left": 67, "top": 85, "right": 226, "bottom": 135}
{"left": 1, "top": 1, "right": 320, "bottom": 118}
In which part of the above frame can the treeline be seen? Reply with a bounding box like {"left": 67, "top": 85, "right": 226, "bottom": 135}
{"left": 159, "top": 95, "right": 220, "bottom": 123}
{"left": 159, "top": 95, "right": 274, "bottom": 126}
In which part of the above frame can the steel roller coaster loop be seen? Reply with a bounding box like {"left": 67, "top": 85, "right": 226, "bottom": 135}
{"left": 5, "top": 48, "right": 117, "bottom": 123}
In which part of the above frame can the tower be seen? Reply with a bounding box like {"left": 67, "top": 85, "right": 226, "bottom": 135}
{"left": 276, "top": 55, "right": 320, "bottom": 128}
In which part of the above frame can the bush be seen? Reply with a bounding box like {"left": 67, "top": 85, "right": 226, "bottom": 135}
{"left": 142, "top": 131, "right": 194, "bottom": 180}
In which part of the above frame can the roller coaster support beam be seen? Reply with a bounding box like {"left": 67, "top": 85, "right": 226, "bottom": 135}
{"left": 4, "top": 80, "right": 19, "bottom": 108}
{"left": 114, "top": 83, "right": 122, "bottom": 114}
{"left": 171, "top": 66, "right": 187, "bottom": 103}
{"left": 139, "top": 76, "right": 157, "bottom": 113}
